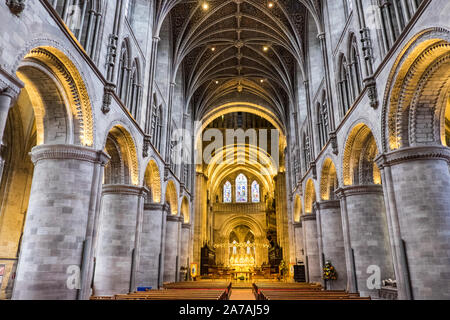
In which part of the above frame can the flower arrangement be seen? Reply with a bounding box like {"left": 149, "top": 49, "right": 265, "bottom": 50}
{"left": 323, "top": 261, "right": 337, "bottom": 281}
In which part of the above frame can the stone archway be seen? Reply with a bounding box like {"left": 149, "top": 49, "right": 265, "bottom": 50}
{"left": 304, "top": 179, "right": 316, "bottom": 214}
{"left": 320, "top": 158, "right": 338, "bottom": 201}
{"left": 376, "top": 28, "right": 450, "bottom": 300}
{"left": 93, "top": 124, "right": 144, "bottom": 297}
{"left": 3, "top": 46, "right": 101, "bottom": 300}
{"left": 144, "top": 159, "right": 162, "bottom": 203}
{"left": 337, "top": 123, "right": 393, "bottom": 298}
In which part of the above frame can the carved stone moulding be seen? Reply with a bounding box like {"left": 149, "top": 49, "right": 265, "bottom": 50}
{"left": 143, "top": 135, "right": 151, "bottom": 158}
{"left": 375, "top": 145, "right": 450, "bottom": 168}
{"left": 30, "top": 144, "right": 110, "bottom": 165}
{"left": 335, "top": 184, "right": 383, "bottom": 199}
{"left": 363, "top": 76, "right": 379, "bottom": 109}
{"left": 144, "top": 202, "right": 164, "bottom": 212}
{"left": 101, "top": 82, "right": 116, "bottom": 114}
{"left": 301, "top": 213, "right": 317, "bottom": 222}
{"left": 314, "top": 200, "right": 340, "bottom": 211}
{"left": 293, "top": 222, "right": 303, "bottom": 229}
{"left": 6, "top": 0, "right": 25, "bottom": 15}
{"left": 102, "top": 184, "right": 148, "bottom": 197}
{"left": 167, "top": 214, "right": 183, "bottom": 223}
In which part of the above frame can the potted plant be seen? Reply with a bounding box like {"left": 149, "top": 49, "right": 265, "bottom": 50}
{"left": 278, "top": 260, "right": 288, "bottom": 282}
{"left": 323, "top": 261, "right": 338, "bottom": 290}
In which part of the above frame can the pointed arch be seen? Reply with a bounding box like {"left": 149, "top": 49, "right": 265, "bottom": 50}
{"left": 251, "top": 181, "right": 260, "bottom": 203}
{"left": 236, "top": 173, "right": 248, "bottom": 203}
{"left": 223, "top": 181, "right": 232, "bottom": 203}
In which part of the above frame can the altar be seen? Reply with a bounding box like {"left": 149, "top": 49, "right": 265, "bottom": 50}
{"left": 231, "top": 270, "right": 254, "bottom": 281}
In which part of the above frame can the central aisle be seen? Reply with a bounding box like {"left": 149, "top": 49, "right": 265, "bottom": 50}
{"left": 229, "top": 289, "right": 255, "bottom": 300}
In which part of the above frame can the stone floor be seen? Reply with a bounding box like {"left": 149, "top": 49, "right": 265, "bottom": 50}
{"left": 229, "top": 289, "right": 255, "bottom": 300}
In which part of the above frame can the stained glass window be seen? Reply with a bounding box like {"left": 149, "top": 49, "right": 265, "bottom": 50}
{"left": 236, "top": 174, "right": 248, "bottom": 203}
{"left": 223, "top": 181, "right": 232, "bottom": 203}
{"left": 251, "top": 181, "right": 260, "bottom": 203}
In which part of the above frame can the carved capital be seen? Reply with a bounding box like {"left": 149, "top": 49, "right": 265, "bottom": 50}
{"left": 182, "top": 223, "right": 192, "bottom": 229}
{"left": 301, "top": 213, "right": 317, "bottom": 222}
{"left": 167, "top": 214, "right": 183, "bottom": 223}
{"left": 101, "top": 82, "right": 116, "bottom": 114}
{"left": 293, "top": 222, "right": 303, "bottom": 229}
{"left": 310, "top": 161, "right": 317, "bottom": 180}
{"left": 364, "top": 76, "right": 379, "bottom": 109}
{"left": 143, "top": 135, "right": 151, "bottom": 158}
{"left": 335, "top": 184, "right": 383, "bottom": 199}
{"left": 30, "top": 144, "right": 110, "bottom": 166}
{"left": 144, "top": 202, "right": 164, "bottom": 212}
{"left": 6, "top": 0, "right": 25, "bottom": 15}
{"left": 329, "top": 131, "right": 338, "bottom": 155}
{"left": 375, "top": 146, "right": 450, "bottom": 168}
{"left": 102, "top": 184, "right": 148, "bottom": 197}
{"left": 314, "top": 200, "right": 341, "bottom": 211}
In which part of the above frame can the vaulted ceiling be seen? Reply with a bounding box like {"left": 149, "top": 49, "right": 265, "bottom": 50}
{"left": 154, "top": 0, "right": 322, "bottom": 125}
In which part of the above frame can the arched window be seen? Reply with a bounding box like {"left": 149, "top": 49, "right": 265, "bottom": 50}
{"left": 338, "top": 56, "right": 352, "bottom": 116}
{"left": 236, "top": 174, "right": 248, "bottom": 203}
{"left": 128, "top": 60, "right": 141, "bottom": 120}
{"left": 117, "top": 42, "right": 130, "bottom": 104}
{"left": 349, "top": 40, "right": 363, "bottom": 100}
{"left": 51, "top": 1, "right": 102, "bottom": 58}
{"left": 251, "top": 181, "right": 260, "bottom": 203}
{"left": 223, "top": 181, "right": 232, "bottom": 203}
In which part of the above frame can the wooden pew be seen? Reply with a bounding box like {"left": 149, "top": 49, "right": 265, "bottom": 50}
{"left": 114, "top": 289, "right": 228, "bottom": 300}
{"left": 90, "top": 281, "right": 232, "bottom": 300}
{"left": 253, "top": 282, "right": 371, "bottom": 301}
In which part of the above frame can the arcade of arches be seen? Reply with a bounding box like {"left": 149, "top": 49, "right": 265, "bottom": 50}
{"left": 0, "top": 0, "right": 449, "bottom": 300}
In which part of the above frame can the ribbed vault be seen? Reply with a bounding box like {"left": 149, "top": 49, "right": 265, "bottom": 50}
{"left": 155, "top": 0, "right": 323, "bottom": 127}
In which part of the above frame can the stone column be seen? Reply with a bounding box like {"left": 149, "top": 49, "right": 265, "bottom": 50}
{"left": 135, "top": 202, "right": 165, "bottom": 290}
{"left": 179, "top": 223, "right": 191, "bottom": 281}
{"left": 293, "top": 222, "right": 304, "bottom": 263}
{"left": 12, "top": 145, "right": 108, "bottom": 300}
{"left": 0, "top": 87, "right": 15, "bottom": 144}
{"left": 193, "top": 172, "right": 207, "bottom": 265}
{"left": 163, "top": 214, "right": 182, "bottom": 283}
{"left": 336, "top": 185, "right": 394, "bottom": 298}
{"left": 302, "top": 214, "right": 321, "bottom": 283}
{"left": 0, "top": 87, "right": 18, "bottom": 179}
{"left": 376, "top": 146, "right": 450, "bottom": 300}
{"left": 93, "top": 184, "right": 146, "bottom": 296}
{"left": 315, "top": 201, "right": 347, "bottom": 290}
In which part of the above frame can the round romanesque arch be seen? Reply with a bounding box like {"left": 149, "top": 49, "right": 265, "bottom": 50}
{"left": 304, "top": 179, "right": 316, "bottom": 214}
{"left": 342, "top": 123, "right": 381, "bottom": 186}
{"left": 16, "top": 46, "right": 94, "bottom": 146}
{"left": 320, "top": 158, "right": 338, "bottom": 201}
{"left": 294, "top": 194, "right": 302, "bottom": 222}
{"left": 181, "top": 196, "right": 190, "bottom": 224}
{"left": 165, "top": 180, "right": 178, "bottom": 215}
{"left": 103, "top": 125, "right": 139, "bottom": 186}
{"left": 382, "top": 28, "right": 450, "bottom": 151}
{"left": 144, "top": 159, "right": 162, "bottom": 203}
